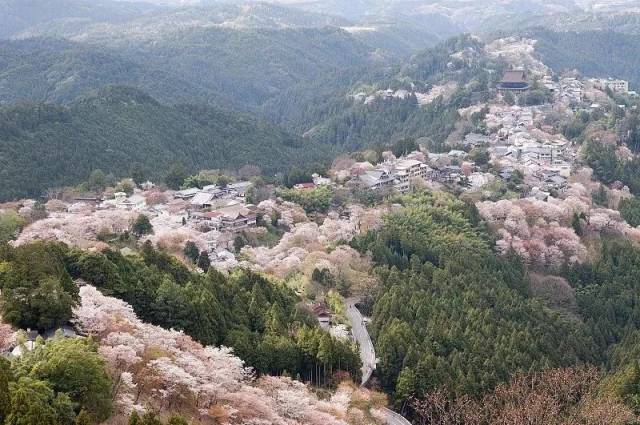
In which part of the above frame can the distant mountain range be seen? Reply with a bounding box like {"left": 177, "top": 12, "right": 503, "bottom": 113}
{"left": 3, "top": 0, "right": 638, "bottom": 51}
{"left": 0, "top": 24, "right": 376, "bottom": 109}
{"left": 0, "top": 0, "right": 162, "bottom": 39}
{"left": 198, "top": 0, "right": 640, "bottom": 31}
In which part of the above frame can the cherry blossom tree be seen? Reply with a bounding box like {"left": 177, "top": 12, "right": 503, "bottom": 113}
{"left": 73, "top": 285, "right": 383, "bottom": 424}
{"left": 0, "top": 321, "right": 16, "bottom": 352}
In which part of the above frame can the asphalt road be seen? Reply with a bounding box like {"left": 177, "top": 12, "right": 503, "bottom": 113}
{"left": 383, "top": 407, "right": 412, "bottom": 425}
{"left": 345, "top": 299, "right": 412, "bottom": 425}
{"left": 345, "top": 299, "right": 376, "bottom": 385}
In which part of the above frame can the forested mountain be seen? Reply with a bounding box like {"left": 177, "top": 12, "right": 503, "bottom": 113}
{"left": 0, "top": 25, "right": 376, "bottom": 110}
{"left": 211, "top": 0, "right": 638, "bottom": 34}
{"left": 64, "top": 241, "right": 361, "bottom": 380}
{"left": 528, "top": 28, "right": 640, "bottom": 89}
{"left": 0, "top": 240, "right": 379, "bottom": 424}
{"left": 0, "top": 86, "right": 327, "bottom": 201}
{"left": 266, "top": 35, "right": 504, "bottom": 150}
{"left": 99, "top": 26, "right": 374, "bottom": 109}
{"left": 0, "top": 0, "right": 162, "bottom": 39}
{"left": 0, "top": 38, "right": 229, "bottom": 106}
{"left": 218, "top": 0, "right": 580, "bottom": 25}
{"left": 0, "top": 0, "right": 468, "bottom": 113}
{"left": 16, "top": 2, "right": 353, "bottom": 40}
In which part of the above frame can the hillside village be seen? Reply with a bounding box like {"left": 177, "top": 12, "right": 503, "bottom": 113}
{"left": 349, "top": 71, "right": 633, "bottom": 201}
{"left": 2, "top": 29, "right": 640, "bottom": 425}
{"left": 5, "top": 44, "right": 638, "bottom": 273}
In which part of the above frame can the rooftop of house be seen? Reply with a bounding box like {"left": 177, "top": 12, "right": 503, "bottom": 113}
{"left": 395, "top": 159, "right": 424, "bottom": 170}
{"left": 311, "top": 303, "right": 332, "bottom": 317}
{"left": 191, "top": 191, "right": 215, "bottom": 206}
{"left": 463, "top": 133, "right": 491, "bottom": 145}
{"left": 175, "top": 188, "right": 200, "bottom": 198}
{"left": 227, "top": 181, "right": 252, "bottom": 191}
{"left": 217, "top": 203, "right": 256, "bottom": 220}
{"left": 294, "top": 182, "right": 317, "bottom": 190}
{"left": 448, "top": 150, "right": 466, "bottom": 157}
{"left": 359, "top": 172, "right": 388, "bottom": 187}
{"left": 501, "top": 70, "right": 527, "bottom": 84}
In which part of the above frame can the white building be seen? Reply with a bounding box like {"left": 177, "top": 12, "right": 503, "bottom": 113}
{"left": 596, "top": 78, "right": 629, "bottom": 94}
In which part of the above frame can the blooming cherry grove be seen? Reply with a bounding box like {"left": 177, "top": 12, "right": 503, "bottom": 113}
{"left": 73, "top": 285, "right": 384, "bottom": 424}
{"left": 477, "top": 183, "right": 640, "bottom": 269}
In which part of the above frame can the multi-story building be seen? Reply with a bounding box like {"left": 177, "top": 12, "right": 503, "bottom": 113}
{"left": 596, "top": 78, "right": 629, "bottom": 94}
{"left": 358, "top": 157, "right": 433, "bottom": 193}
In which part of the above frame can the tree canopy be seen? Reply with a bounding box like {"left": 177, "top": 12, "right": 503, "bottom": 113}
{"left": 351, "top": 191, "right": 596, "bottom": 404}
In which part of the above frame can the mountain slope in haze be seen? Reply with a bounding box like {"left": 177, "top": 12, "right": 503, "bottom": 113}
{"left": 100, "top": 26, "right": 375, "bottom": 108}
{"left": 0, "top": 38, "right": 229, "bottom": 106}
{"left": 0, "top": 1, "right": 449, "bottom": 113}
{"left": 208, "top": 0, "right": 640, "bottom": 36}
{"left": 0, "top": 25, "right": 376, "bottom": 110}
{"left": 265, "top": 35, "right": 503, "bottom": 151}
{"left": 343, "top": 13, "right": 464, "bottom": 56}
{"left": 214, "top": 0, "right": 581, "bottom": 27}
{"left": 0, "top": 86, "right": 326, "bottom": 201}
{"left": 528, "top": 28, "right": 640, "bottom": 89}
{"left": 0, "top": 0, "right": 162, "bottom": 39}
{"left": 17, "top": 2, "right": 352, "bottom": 39}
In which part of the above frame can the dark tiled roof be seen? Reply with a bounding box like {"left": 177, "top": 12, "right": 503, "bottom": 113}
{"left": 501, "top": 70, "right": 527, "bottom": 84}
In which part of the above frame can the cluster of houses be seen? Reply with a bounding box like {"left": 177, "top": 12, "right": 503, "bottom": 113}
{"left": 483, "top": 103, "right": 576, "bottom": 194}
{"left": 351, "top": 149, "right": 494, "bottom": 193}
{"left": 67, "top": 180, "right": 259, "bottom": 266}
{"left": 500, "top": 69, "right": 633, "bottom": 106}
{"left": 346, "top": 68, "right": 633, "bottom": 198}
{"left": 353, "top": 153, "right": 436, "bottom": 193}
{"left": 541, "top": 75, "right": 584, "bottom": 106}
{"left": 484, "top": 69, "right": 635, "bottom": 195}
{"left": 356, "top": 155, "right": 432, "bottom": 193}
{"left": 175, "top": 182, "right": 257, "bottom": 232}
{"left": 352, "top": 88, "right": 413, "bottom": 106}
{"left": 169, "top": 182, "right": 259, "bottom": 264}
{"left": 348, "top": 84, "right": 581, "bottom": 197}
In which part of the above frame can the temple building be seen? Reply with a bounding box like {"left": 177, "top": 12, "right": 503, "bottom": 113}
{"left": 499, "top": 69, "right": 530, "bottom": 93}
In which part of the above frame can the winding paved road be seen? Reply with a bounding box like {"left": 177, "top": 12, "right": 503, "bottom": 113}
{"left": 383, "top": 407, "right": 412, "bottom": 425}
{"left": 345, "top": 299, "right": 376, "bottom": 385}
{"left": 345, "top": 299, "right": 412, "bottom": 425}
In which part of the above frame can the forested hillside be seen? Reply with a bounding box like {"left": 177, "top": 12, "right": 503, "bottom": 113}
{"left": 0, "top": 26, "right": 374, "bottom": 109}
{"left": 352, "top": 192, "right": 597, "bottom": 402}
{"left": 348, "top": 187, "right": 640, "bottom": 420}
{"left": 266, "top": 35, "right": 503, "bottom": 150}
{"left": 0, "top": 241, "right": 361, "bottom": 381}
{"left": 0, "top": 2, "right": 386, "bottom": 111}
{"left": 529, "top": 29, "right": 640, "bottom": 89}
{"left": 106, "top": 26, "right": 374, "bottom": 109}
{"left": 0, "top": 38, "right": 228, "bottom": 106}
{"left": 0, "top": 86, "right": 328, "bottom": 201}
{"left": 0, "top": 241, "right": 377, "bottom": 425}
{"left": 0, "top": 0, "right": 161, "bottom": 39}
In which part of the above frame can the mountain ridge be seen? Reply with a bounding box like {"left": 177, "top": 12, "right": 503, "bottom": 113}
{"left": 0, "top": 85, "right": 327, "bottom": 200}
